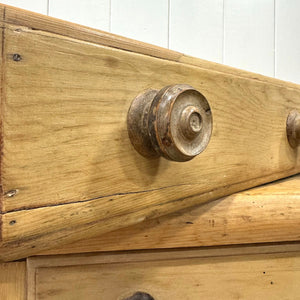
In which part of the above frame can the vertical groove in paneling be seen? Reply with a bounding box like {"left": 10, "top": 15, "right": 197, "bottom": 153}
{"left": 169, "top": 0, "right": 223, "bottom": 63}
{"left": 275, "top": 0, "right": 300, "bottom": 84}
{"left": 0, "top": 0, "right": 48, "bottom": 14}
{"left": 223, "top": 0, "right": 274, "bottom": 77}
{"left": 167, "top": 0, "right": 170, "bottom": 49}
{"left": 273, "top": 0, "right": 276, "bottom": 78}
{"left": 110, "top": 0, "right": 168, "bottom": 48}
{"left": 47, "top": 0, "right": 49, "bottom": 16}
{"left": 108, "top": 0, "right": 112, "bottom": 32}
{"left": 222, "top": 0, "right": 225, "bottom": 64}
{"left": 48, "top": 0, "right": 110, "bottom": 31}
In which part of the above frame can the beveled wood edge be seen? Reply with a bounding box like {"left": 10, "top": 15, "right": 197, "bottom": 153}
{"left": 1, "top": 4, "right": 300, "bottom": 91}
{"left": 28, "top": 242, "right": 300, "bottom": 268}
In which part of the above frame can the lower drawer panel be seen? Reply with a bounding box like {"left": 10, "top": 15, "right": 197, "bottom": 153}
{"left": 28, "top": 244, "right": 300, "bottom": 300}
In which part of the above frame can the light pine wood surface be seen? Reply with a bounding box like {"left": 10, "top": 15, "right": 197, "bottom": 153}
{"left": 27, "top": 243, "right": 300, "bottom": 300}
{"left": 0, "top": 5, "right": 300, "bottom": 261}
{"left": 0, "top": 261, "right": 26, "bottom": 300}
{"left": 3, "top": 4, "right": 300, "bottom": 89}
{"left": 40, "top": 175, "right": 300, "bottom": 255}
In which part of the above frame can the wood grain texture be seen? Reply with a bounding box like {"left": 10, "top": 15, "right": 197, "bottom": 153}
{"left": 27, "top": 243, "right": 300, "bottom": 300}
{"left": 0, "top": 261, "right": 26, "bottom": 300}
{"left": 0, "top": 5, "right": 300, "bottom": 261}
{"left": 2, "top": 4, "right": 300, "bottom": 90}
{"left": 40, "top": 175, "right": 300, "bottom": 255}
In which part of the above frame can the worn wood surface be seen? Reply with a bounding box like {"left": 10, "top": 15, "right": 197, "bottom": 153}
{"left": 27, "top": 243, "right": 300, "bottom": 300}
{"left": 40, "top": 175, "right": 300, "bottom": 255}
{"left": 3, "top": 4, "right": 300, "bottom": 90}
{"left": 0, "top": 5, "right": 300, "bottom": 261}
{"left": 0, "top": 261, "right": 26, "bottom": 300}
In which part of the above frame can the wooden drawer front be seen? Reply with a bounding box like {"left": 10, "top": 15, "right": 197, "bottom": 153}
{"left": 1, "top": 5, "right": 300, "bottom": 261}
{"left": 28, "top": 244, "right": 300, "bottom": 300}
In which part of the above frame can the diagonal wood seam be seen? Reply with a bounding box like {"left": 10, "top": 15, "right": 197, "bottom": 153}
{"left": 2, "top": 168, "right": 300, "bottom": 241}
{"left": 0, "top": 167, "right": 299, "bottom": 216}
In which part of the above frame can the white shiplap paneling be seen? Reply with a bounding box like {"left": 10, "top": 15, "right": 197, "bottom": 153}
{"left": 275, "top": 0, "right": 300, "bottom": 84}
{"left": 110, "top": 0, "right": 168, "bottom": 48}
{"left": 49, "top": 0, "right": 110, "bottom": 31}
{"left": 224, "top": 0, "right": 274, "bottom": 77}
{"left": 169, "top": 0, "right": 223, "bottom": 63}
{"left": 1, "top": 0, "right": 47, "bottom": 14}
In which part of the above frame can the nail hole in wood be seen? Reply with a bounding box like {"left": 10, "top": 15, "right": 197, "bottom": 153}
{"left": 13, "top": 53, "right": 22, "bottom": 61}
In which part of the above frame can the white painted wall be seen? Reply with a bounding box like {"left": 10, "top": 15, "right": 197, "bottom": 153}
{"left": 1, "top": 0, "right": 300, "bottom": 84}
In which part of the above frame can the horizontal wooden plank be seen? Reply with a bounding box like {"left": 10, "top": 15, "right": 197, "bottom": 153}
{"left": 27, "top": 243, "right": 300, "bottom": 300}
{"left": 0, "top": 14, "right": 300, "bottom": 261}
{"left": 2, "top": 4, "right": 300, "bottom": 90}
{"left": 2, "top": 25, "right": 300, "bottom": 210}
{"left": 40, "top": 175, "right": 300, "bottom": 255}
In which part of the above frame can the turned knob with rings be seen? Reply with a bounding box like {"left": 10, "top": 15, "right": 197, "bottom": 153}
{"left": 127, "top": 84, "right": 213, "bottom": 162}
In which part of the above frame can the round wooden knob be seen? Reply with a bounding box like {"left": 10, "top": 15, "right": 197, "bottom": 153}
{"left": 287, "top": 110, "right": 300, "bottom": 148}
{"left": 123, "top": 291, "right": 154, "bottom": 300}
{"left": 127, "top": 84, "right": 213, "bottom": 162}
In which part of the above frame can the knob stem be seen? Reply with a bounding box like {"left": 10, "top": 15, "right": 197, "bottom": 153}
{"left": 287, "top": 110, "right": 300, "bottom": 148}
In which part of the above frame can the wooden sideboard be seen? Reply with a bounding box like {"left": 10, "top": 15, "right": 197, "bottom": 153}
{"left": 0, "top": 4, "right": 299, "bottom": 261}
{"left": 0, "top": 4, "right": 299, "bottom": 299}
